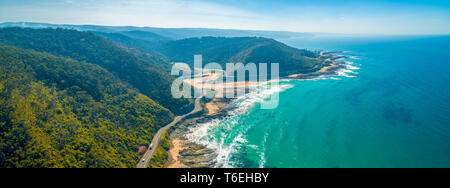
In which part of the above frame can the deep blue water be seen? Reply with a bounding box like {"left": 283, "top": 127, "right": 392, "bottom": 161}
{"left": 187, "top": 35, "right": 450, "bottom": 168}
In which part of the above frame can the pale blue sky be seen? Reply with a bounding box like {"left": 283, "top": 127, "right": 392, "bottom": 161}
{"left": 1, "top": 0, "right": 449, "bottom": 35}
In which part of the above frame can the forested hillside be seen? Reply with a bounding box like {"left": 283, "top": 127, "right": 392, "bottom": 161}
{"left": 92, "top": 33, "right": 327, "bottom": 77}
{"left": 0, "top": 46, "right": 174, "bottom": 167}
{"left": 0, "top": 22, "right": 314, "bottom": 40}
{"left": 155, "top": 37, "right": 324, "bottom": 76}
{"left": 0, "top": 27, "right": 325, "bottom": 168}
{"left": 92, "top": 31, "right": 173, "bottom": 72}
{"left": 0, "top": 28, "right": 193, "bottom": 115}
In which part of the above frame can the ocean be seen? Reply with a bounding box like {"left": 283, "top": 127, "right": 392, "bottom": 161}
{"left": 186, "top": 35, "right": 450, "bottom": 168}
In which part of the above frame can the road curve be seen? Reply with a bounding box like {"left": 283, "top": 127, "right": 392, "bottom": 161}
{"left": 137, "top": 97, "right": 202, "bottom": 168}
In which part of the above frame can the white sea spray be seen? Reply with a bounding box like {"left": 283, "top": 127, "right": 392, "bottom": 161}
{"left": 185, "top": 81, "right": 294, "bottom": 167}
{"left": 185, "top": 53, "right": 361, "bottom": 168}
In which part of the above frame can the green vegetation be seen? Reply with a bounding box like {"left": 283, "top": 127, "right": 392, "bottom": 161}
{"left": 92, "top": 31, "right": 173, "bottom": 72}
{"left": 119, "top": 30, "right": 171, "bottom": 43}
{"left": 0, "top": 46, "right": 173, "bottom": 168}
{"left": 148, "top": 131, "right": 170, "bottom": 168}
{"left": 91, "top": 33, "right": 326, "bottom": 77}
{"left": 0, "top": 27, "right": 193, "bottom": 115}
{"left": 156, "top": 37, "right": 324, "bottom": 76}
{"left": 0, "top": 22, "right": 315, "bottom": 40}
{"left": 0, "top": 27, "right": 325, "bottom": 168}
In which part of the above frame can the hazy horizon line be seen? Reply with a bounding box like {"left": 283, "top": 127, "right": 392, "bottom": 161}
{"left": 1, "top": 21, "right": 450, "bottom": 37}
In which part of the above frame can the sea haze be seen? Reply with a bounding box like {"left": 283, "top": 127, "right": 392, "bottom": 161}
{"left": 187, "top": 35, "right": 450, "bottom": 168}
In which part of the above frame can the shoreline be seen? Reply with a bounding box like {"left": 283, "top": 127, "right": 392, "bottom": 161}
{"left": 288, "top": 53, "right": 348, "bottom": 79}
{"left": 166, "top": 51, "right": 351, "bottom": 168}
{"left": 167, "top": 139, "right": 188, "bottom": 168}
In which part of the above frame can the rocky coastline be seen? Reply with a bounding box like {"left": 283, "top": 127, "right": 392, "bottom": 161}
{"left": 165, "top": 52, "right": 349, "bottom": 168}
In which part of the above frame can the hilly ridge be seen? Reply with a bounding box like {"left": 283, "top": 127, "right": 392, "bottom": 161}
{"left": 0, "top": 45, "right": 173, "bottom": 167}
{"left": 0, "top": 27, "right": 193, "bottom": 115}
{"left": 0, "top": 26, "right": 326, "bottom": 168}
{"left": 156, "top": 37, "right": 325, "bottom": 76}
{"left": 0, "top": 22, "right": 314, "bottom": 40}
{"left": 91, "top": 32, "right": 327, "bottom": 76}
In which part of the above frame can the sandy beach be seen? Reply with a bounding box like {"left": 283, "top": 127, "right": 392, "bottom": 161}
{"left": 183, "top": 73, "right": 259, "bottom": 91}
{"left": 206, "top": 102, "right": 219, "bottom": 115}
{"left": 167, "top": 139, "right": 188, "bottom": 168}
{"left": 167, "top": 51, "right": 347, "bottom": 168}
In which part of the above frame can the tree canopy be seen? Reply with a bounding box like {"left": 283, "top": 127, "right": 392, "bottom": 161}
{"left": 0, "top": 27, "right": 194, "bottom": 115}
{"left": 156, "top": 37, "right": 324, "bottom": 76}
{"left": 0, "top": 45, "right": 173, "bottom": 168}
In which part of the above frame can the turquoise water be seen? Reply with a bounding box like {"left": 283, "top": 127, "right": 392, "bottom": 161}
{"left": 187, "top": 35, "right": 450, "bottom": 168}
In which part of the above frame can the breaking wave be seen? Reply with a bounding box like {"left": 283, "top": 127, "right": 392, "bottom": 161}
{"left": 185, "top": 82, "right": 294, "bottom": 168}
{"left": 185, "top": 53, "right": 360, "bottom": 168}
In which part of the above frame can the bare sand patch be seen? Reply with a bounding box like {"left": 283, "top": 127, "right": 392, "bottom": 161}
{"left": 206, "top": 102, "right": 219, "bottom": 116}
{"left": 167, "top": 139, "right": 187, "bottom": 168}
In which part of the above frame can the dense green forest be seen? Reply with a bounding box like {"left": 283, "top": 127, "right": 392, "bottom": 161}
{"left": 94, "top": 32, "right": 326, "bottom": 76}
{"left": 119, "top": 30, "right": 171, "bottom": 43}
{"left": 92, "top": 31, "right": 173, "bottom": 72}
{"left": 0, "top": 22, "right": 314, "bottom": 40}
{"left": 0, "top": 27, "right": 324, "bottom": 168}
{"left": 0, "top": 45, "right": 174, "bottom": 167}
{"left": 155, "top": 37, "right": 324, "bottom": 76}
{"left": 0, "top": 28, "right": 193, "bottom": 115}
{"left": 148, "top": 130, "right": 170, "bottom": 168}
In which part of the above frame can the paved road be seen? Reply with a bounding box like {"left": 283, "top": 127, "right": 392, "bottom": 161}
{"left": 137, "top": 97, "right": 202, "bottom": 168}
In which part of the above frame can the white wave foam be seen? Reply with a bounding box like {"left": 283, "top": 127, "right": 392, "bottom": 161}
{"left": 329, "top": 77, "right": 341, "bottom": 80}
{"left": 258, "top": 131, "right": 269, "bottom": 168}
{"left": 334, "top": 59, "right": 361, "bottom": 78}
{"left": 185, "top": 81, "right": 294, "bottom": 168}
{"left": 185, "top": 54, "right": 362, "bottom": 167}
{"left": 348, "top": 55, "right": 360, "bottom": 60}
{"left": 184, "top": 119, "right": 239, "bottom": 168}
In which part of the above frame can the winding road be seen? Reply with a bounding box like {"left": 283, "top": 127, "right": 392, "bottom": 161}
{"left": 137, "top": 97, "right": 202, "bottom": 168}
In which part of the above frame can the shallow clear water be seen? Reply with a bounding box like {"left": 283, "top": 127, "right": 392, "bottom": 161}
{"left": 187, "top": 35, "right": 450, "bottom": 168}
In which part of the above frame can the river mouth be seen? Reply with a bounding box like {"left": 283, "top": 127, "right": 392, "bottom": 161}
{"left": 180, "top": 53, "right": 360, "bottom": 168}
{"left": 178, "top": 36, "right": 450, "bottom": 168}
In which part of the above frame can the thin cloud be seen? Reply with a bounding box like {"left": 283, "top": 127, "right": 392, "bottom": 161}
{"left": 0, "top": 0, "right": 449, "bottom": 34}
